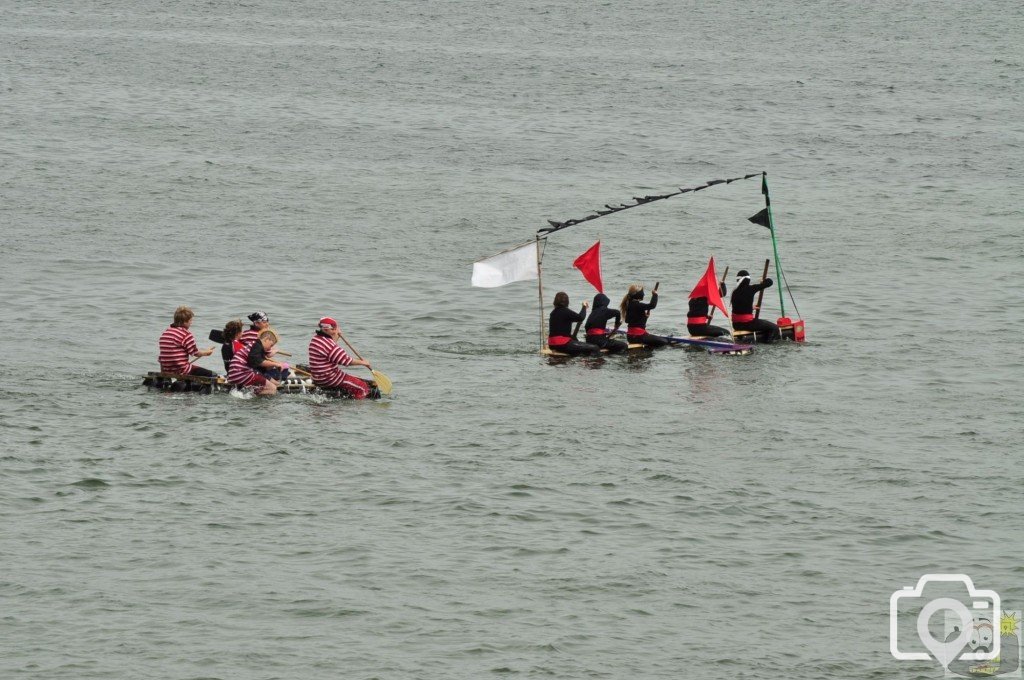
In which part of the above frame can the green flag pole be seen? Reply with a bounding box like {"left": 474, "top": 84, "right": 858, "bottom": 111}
{"left": 762, "top": 172, "right": 786, "bottom": 318}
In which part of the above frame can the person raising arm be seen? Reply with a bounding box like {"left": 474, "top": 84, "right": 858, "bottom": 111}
{"left": 620, "top": 284, "right": 668, "bottom": 348}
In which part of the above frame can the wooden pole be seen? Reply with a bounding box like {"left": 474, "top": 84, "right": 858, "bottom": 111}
{"left": 536, "top": 236, "right": 546, "bottom": 351}
{"left": 707, "top": 266, "right": 729, "bottom": 324}
{"left": 754, "top": 259, "right": 770, "bottom": 319}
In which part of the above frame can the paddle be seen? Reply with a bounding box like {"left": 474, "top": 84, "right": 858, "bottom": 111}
{"left": 188, "top": 347, "right": 216, "bottom": 364}
{"left": 754, "top": 259, "right": 770, "bottom": 319}
{"left": 570, "top": 301, "right": 589, "bottom": 340}
{"left": 337, "top": 330, "right": 393, "bottom": 395}
{"left": 291, "top": 366, "right": 312, "bottom": 378}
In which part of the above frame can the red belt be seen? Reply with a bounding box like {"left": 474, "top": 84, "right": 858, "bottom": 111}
{"left": 687, "top": 316, "right": 709, "bottom": 325}
{"left": 733, "top": 313, "right": 754, "bottom": 323}
{"left": 626, "top": 326, "right": 646, "bottom": 336}
{"left": 586, "top": 328, "right": 606, "bottom": 336}
{"left": 548, "top": 335, "right": 571, "bottom": 346}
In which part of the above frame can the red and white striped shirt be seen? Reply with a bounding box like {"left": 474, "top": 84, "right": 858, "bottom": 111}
{"left": 308, "top": 333, "right": 353, "bottom": 387}
{"left": 227, "top": 340, "right": 262, "bottom": 386}
{"left": 238, "top": 328, "right": 260, "bottom": 347}
{"left": 158, "top": 326, "right": 199, "bottom": 375}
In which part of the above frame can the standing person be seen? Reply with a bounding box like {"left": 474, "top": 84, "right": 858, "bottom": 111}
{"left": 220, "top": 319, "right": 244, "bottom": 373}
{"left": 548, "top": 292, "right": 598, "bottom": 356}
{"left": 620, "top": 284, "right": 668, "bottom": 348}
{"left": 584, "top": 293, "right": 628, "bottom": 353}
{"left": 687, "top": 281, "right": 731, "bottom": 338}
{"left": 158, "top": 306, "right": 216, "bottom": 377}
{"left": 307, "top": 317, "right": 373, "bottom": 399}
{"left": 730, "top": 270, "right": 781, "bottom": 342}
{"left": 227, "top": 329, "right": 280, "bottom": 395}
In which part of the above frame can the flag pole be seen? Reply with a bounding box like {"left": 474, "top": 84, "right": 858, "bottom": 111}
{"left": 536, "top": 235, "right": 546, "bottom": 351}
{"left": 762, "top": 172, "right": 786, "bottom": 317}
{"left": 707, "top": 265, "right": 728, "bottom": 323}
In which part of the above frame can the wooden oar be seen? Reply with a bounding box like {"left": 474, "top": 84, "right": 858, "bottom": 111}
{"left": 645, "top": 281, "right": 660, "bottom": 319}
{"left": 292, "top": 366, "right": 312, "bottom": 378}
{"left": 754, "top": 259, "right": 770, "bottom": 319}
{"left": 707, "top": 266, "right": 728, "bottom": 324}
{"left": 188, "top": 346, "right": 216, "bottom": 364}
{"left": 337, "top": 331, "right": 393, "bottom": 395}
{"left": 571, "top": 301, "right": 589, "bottom": 340}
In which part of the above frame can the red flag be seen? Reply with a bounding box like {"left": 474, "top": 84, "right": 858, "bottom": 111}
{"left": 689, "top": 257, "right": 728, "bottom": 318}
{"left": 572, "top": 240, "right": 603, "bottom": 293}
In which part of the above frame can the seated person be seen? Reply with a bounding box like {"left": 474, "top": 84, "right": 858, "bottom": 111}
{"left": 308, "top": 317, "right": 373, "bottom": 399}
{"left": 158, "top": 305, "right": 215, "bottom": 377}
{"left": 227, "top": 329, "right": 280, "bottom": 395}
{"left": 220, "top": 319, "right": 244, "bottom": 373}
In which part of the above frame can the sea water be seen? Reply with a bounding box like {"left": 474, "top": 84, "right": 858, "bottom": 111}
{"left": 2, "top": 1, "right": 1023, "bottom": 677}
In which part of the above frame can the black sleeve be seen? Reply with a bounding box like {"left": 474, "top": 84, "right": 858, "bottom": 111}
{"left": 573, "top": 306, "right": 586, "bottom": 322}
{"left": 644, "top": 291, "right": 659, "bottom": 311}
{"left": 611, "top": 309, "right": 621, "bottom": 325}
{"left": 752, "top": 278, "right": 774, "bottom": 292}
{"left": 247, "top": 342, "right": 266, "bottom": 369}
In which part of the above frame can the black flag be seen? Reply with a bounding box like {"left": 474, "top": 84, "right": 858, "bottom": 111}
{"left": 748, "top": 208, "right": 771, "bottom": 229}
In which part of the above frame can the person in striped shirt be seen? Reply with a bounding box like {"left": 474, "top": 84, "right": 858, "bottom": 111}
{"left": 227, "top": 329, "right": 280, "bottom": 395}
{"left": 239, "top": 310, "right": 288, "bottom": 379}
{"left": 307, "top": 317, "right": 372, "bottom": 399}
{"left": 238, "top": 310, "right": 271, "bottom": 347}
{"left": 158, "top": 306, "right": 215, "bottom": 377}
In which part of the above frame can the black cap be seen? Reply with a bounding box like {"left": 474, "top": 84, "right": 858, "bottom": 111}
{"left": 736, "top": 270, "right": 750, "bottom": 278}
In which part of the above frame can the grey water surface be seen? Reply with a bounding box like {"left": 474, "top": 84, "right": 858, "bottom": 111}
{"left": 2, "top": 1, "right": 1023, "bottom": 678}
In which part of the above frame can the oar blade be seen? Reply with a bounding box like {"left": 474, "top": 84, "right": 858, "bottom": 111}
{"left": 371, "top": 370, "right": 393, "bottom": 395}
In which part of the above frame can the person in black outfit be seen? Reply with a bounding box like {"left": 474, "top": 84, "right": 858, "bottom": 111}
{"left": 730, "top": 270, "right": 781, "bottom": 342}
{"left": 248, "top": 329, "right": 292, "bottom": 378}
{"left": 220, "top": 319, "right": 244, "bottom": 373}
{"left": 584, "top": 293, "right": 628, "bottom": 353}
{"left": 620, "top": 284, "right": 668, "bottom": 348}
{"left": 548, "top": 292, "right": 598, "bottom": 356}
{"left": 687, "top": 282, "right": 731, "bottom": 338}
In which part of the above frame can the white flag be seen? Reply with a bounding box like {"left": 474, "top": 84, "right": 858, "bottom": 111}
{"left": 471, "top": 242, "right": 539, "bottom": 288}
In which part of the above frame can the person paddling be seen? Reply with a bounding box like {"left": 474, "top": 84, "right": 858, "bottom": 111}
{"left": 158, "top": 306, "right": 216, "bottom": 377}
{"left": 307, "top": 317, "right": 373, "bottom": 399}
{"left": 548, "top": 292, "right": 598, "bottom": 356}
{"left": 620, "top": 284, "right": 668, "bottom": 348}
{"left": 584, "top": 293, "right": 627, "bottom": 353}
{"left": 730, "top": 270, "right": 781, "bottom": 342}
{"left": 227, "top": 329, "right": 280, "bottom": 395}
{"left": 687, "top": 281, "right": 731, "bottom": 338}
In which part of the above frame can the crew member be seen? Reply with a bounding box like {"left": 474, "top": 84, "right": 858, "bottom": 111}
{"left": 238, "top": 311, "right": 271, "bottom": 347}
{"left": 227, "top": 329, "right": 280, "bottom": 395}
{"left": 730, "top": 270, "right": 781, "bottom": 342}
{"left": 158, "top": 306, "right": 216, "bottom": 377}
{"left": 308, "top": 317, "right": 373, "bottom": 399}
{"left": 239, "top": 310, "right": 287, "bottom": 379}
{"left": 584, "top": 293, "right": 628, "bottom": 353}
{"left": 220, "top": 319, "right": 244, "bottom": 373}
{"left": 548, "top": 292, "right": 598, "bottom": 356}
{"left": 687, "top": 281, "right": 731, "bottom": 338}
{"left": 620, "top": 284, "right": 667, "bottom": 348}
